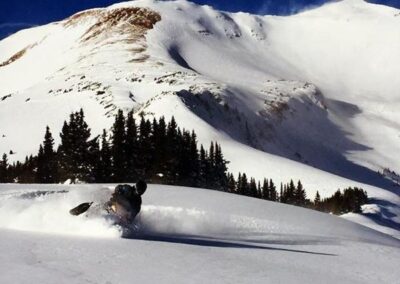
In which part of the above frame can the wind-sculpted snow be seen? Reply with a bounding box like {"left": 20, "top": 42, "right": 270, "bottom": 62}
{"left": 0, "top": 184, "right": 297, "bottom": 239}
{"left": 0, "top": 0, "right": 399, "bottom": 240}
{"left": 0, "top": 184, "right": 398, "bottom": 247}
{"left": 0, "top": 184, "right": 400, "bottom": 283}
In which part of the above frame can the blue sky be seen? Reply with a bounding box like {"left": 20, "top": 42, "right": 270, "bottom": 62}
{"left": 0, "top": 0, "right": 399, "bottom": 39}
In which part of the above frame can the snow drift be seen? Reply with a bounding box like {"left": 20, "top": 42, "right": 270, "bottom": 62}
{"left": 0, "top": 0, "right": 399, "bottom": 239}
{"left": 0, "top": 184, "right": 398, "bottom": 246}
{"left": 0, "top": 184, "right": 400, "bottom": 284}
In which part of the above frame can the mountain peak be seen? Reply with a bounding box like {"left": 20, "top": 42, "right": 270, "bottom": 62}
{"left": 63, "top": 6, "right": 161, "bottom": 43}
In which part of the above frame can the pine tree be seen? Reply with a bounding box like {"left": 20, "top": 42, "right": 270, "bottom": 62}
{"left": 262, "top": 178, "right": 270, "bottom": 200}
{"left": 137, "top": 116, "right": 153, "bottom": 178}
{"left": 241, "top": 173, "right": 250, "bottom": 196}
{"left": 314, "top": 191, "right": 321, "bottom": 210}
{"left": 125, "top": 111, "right": 138, "bottom": 182}
{"left": 209, "top": 142, "right": 215, "bottom": 170}
{"left": 213, "top": 143, "right": 228, "bottom": 190}
{"left": 257, "top": 181, "right": 262, "bottom": 199}
{"left": 152, "top": 116, "right": 167, "bottom": 181}
{"left": 39, "top": 126, "right": 58, "bottom": 183}
{"left": 188, "top": 131, "right": 200, "bottom": 186}
{"left": 58, "top": 109, "right": 92, "bottom": 182}
{"left": 16, "top": 155, "right": 35, "bottom": 183}
{"left": 176, "top": 130, "right": 192, "bottom": 186}
{"left": 36, "top": 145, "right": 45, "bottom": 183}
{"left": 199, "top": 145, "right": 208, "bottom": 188}
{"left": 165, "top": 117, "right": 180, "bottom": 184}
{"left": 95, "top": 130, "right": 113, "bottom": 183}
{"left": 249, "top": 178, "right": 258, "bottom": 197}
{"left": 269, "top": 179, "right": 277, "bottom": 201}
{"left": 57, "top": 119, "right": 73, "bottom": 180}
{"left": 227, "top": 173, "right": 236, "bottom": 193}
{"left": 0, "top": 154, "right": 9, "bottom": 182}
{"left": 87, "top": 136, "right": 101, "bottom": 182}
{"left": 111, "top": 110, "right": 126, "bottom": 181}
{"left": 287, "top": 180, "right": 296, "bottom": 204}
{"left": 281, "top": 182, "right": 295, "bottom": 204}
{"left": 236, "top": 173, "right": 243, "bottom": 194}
{"left": 294, "top": 180, "right": 306, "bottom": 207}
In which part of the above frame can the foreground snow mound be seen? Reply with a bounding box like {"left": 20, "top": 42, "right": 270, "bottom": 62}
{"left": 0, "top": 184, "right": 398, "bottom": 246}
{"left": 0, "top": 184, "right": 400, "bottom": 284}
{"left": 0, "top": 0, "right": 399, "bottom": 236}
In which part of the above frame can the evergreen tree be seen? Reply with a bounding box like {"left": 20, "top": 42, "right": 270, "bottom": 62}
{"left": 18, "top": 155, "right": 35, "bottom": 183}
{"left": 227, "top": 173, "right": 236, "bottom": 193}
{"left": 294, "top": 180, "right": 306, "bottom": 206}
{"left": 165, "top": 117, "right": 180, "bottom": 184}
{"left": 137, "top": 116, "right": 153, "bottom": 178}
{"left": 111, "top": 110, "right": 126, "bottom": 181}
{"left": 240, "top": 173, "right": 250, "bottom": 196}
{"left": 58, "top": 109, "right": 92, "bottom": 182}
{"left": 209, "top": 142, "right": 215, "bottom": 170}
{"left": 36, "top": 145, "right": 45, "bottom": 183}
{"left": 314, "top": 191, "right": 321, "bottom": 210}
{"left": 213, "top": 143, "right": 228, "bottom": 190}
{"left": 269, "top": 179, "right": 277, "bottom": 201}
{"left": 100, "top": 130, "right": 113, "bottom": 182}
{"left": 0, "top": 154, "right": 9, "bottom": 182}
{"left": 125, "top": 111, "right": 138, "bottom": 182}
{"left": 262, "top": 178, "right": 269, "bottom": 200}
{"left": 199, "top": 145, "right": 209, "bottom": 188}
{"left": 249, "top": 178, "right": 258, "bottom": 197}
{"left": 37, "top": 126, "right": 58, "bottom": 183}
{"left": 188, "top": 131, "right": 200, "bottom": 186}
{"left": 257, "top": 181, "right": 262, "bottom": 198}
{"left": 236, "top": 173, "right": 243, "bottom": 194}
{"left": 176, "top": 130, "right": 192, "bottom": 186}
{"left": 86, "top": 136, "right": 101, "bottom": 182}
{"left": 281, "top": 181, "right": 296, "bottom": 204}
{"left": 152, "top": 116, "right": 167, "bottom": 181}
{"left": 287, "top": 180, "right": 296, "bottom": 204}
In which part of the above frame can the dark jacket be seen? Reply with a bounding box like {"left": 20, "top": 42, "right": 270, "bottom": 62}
{"left": 110, "top": 184, "right": 143, "bottom": 218}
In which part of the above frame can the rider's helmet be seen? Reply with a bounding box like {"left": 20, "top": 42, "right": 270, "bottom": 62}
{"left": 115, "top": 184, "right": 133, "bottom": 196}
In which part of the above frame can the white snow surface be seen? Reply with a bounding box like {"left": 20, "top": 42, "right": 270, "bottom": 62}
{"left": 0, "top": 0, "right": 399, "bottom": 245}
{"left": 0, "top": 183, "right": 399, "bottom": 284}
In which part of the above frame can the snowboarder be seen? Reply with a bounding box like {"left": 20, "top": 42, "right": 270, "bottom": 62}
{"left": 70, "top": 180, "right": 147, "bottom": 225}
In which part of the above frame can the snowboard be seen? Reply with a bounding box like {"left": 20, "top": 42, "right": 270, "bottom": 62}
{"left": 69, "top": 202, "right": 93, "bottom": 216}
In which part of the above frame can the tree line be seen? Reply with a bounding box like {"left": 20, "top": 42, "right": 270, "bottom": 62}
{"left": 313, "top": 187, "right": 368, "bottom": 214}
{"left": 0, "top": 109, "right": 368, "bottom": 214}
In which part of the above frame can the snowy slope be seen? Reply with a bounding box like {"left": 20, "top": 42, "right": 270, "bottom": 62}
{"left": 0, "top": 183, "right": 399, "bottom": 284}
{"left": 0, "top": 0, "right": 399, "bottom": 236}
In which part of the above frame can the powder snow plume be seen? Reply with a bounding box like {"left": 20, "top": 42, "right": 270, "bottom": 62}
{"left": 0, "top": 185, "right": 121, "bottom": 237}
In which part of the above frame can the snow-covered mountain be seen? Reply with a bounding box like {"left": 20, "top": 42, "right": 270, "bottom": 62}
{"left": 0, "top": 0, "right": 399, "bottom": 235}
{"left": 0, "top": 184, "right": 399, "bottom": 283}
